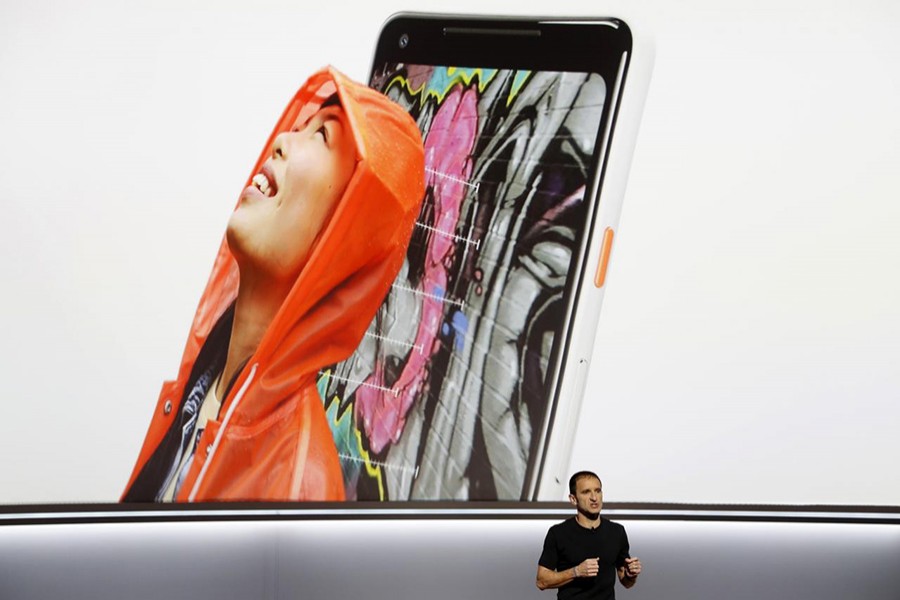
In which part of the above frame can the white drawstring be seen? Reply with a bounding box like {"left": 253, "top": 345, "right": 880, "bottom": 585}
{"left": 187, "top": 363, "right": 259, "bottom": 502}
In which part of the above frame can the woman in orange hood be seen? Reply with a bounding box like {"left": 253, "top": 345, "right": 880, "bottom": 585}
{"left": 122, "top": 67, "right": 425, "bottom": 502}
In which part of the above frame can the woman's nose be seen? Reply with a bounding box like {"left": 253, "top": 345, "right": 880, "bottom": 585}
{"left": 272, "top": 132, "right": 288, "bottom": 159}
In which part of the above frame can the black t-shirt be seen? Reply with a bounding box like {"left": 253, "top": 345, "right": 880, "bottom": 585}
{"left": 538, "top": 517, "right": 630, "bottom": 600}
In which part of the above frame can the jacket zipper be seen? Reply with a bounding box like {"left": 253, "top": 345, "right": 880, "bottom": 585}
{"left": 187, "top": 363, "right": 259, "bottom": 502}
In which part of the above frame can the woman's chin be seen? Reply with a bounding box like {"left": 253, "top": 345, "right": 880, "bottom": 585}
{"left": 225, "top": 217, "right": 252, "bottom": 262}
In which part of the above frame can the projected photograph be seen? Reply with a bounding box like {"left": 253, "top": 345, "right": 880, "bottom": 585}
{"left": 321, "top": 64, "right": 608, "bottom": 501}
{"left": 122, "top": 67, "right": 426, "bottom": 503}
{"left": 120, "top": 62, "right": 607, "bottom": 503}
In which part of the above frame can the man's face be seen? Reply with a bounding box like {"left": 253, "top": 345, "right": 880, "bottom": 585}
{"left": 227, "top": 104, "right": 357, "bottom": 283}
{"left": 569, "top": 475, "right": 602, "bottom": 518}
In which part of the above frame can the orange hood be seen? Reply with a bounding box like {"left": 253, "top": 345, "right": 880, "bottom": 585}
{"left": 123, "top": 66, "right": 425, "bottom": 501}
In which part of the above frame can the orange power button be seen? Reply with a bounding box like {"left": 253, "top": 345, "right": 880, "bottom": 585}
{"left": 593, "top": 227, "right": 615, "bottom": 288}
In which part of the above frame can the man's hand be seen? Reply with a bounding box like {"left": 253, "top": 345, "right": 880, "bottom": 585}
{"left": 623, "top": 557, "right": 641, "bottom": 577}
{"left": 618, "top": 557, "right": 642, "bottom": 588}
{"left": 575, "top": 557, "right": 599, "bottom": 577}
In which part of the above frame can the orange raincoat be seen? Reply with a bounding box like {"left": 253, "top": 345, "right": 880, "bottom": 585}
{"left": 122, "top": 67, "right": 425, "bottom": 502}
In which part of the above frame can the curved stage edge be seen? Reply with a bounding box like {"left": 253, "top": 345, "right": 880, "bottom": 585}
{"left": 1, "top": 503, "right": 898, "bottom": 599}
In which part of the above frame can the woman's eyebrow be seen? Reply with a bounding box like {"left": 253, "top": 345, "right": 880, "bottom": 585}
{"left": 297, "top": 110, "right": 344, "bottom": 135}
{"left": 320, "top": 112, "right": 343, "bottom": 123}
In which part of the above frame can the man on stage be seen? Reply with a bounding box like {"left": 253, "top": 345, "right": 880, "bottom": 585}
{"left": 536, "top": 471, "right": 642, "bottom": 599}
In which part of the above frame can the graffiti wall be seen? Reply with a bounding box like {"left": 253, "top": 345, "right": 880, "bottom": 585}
{"left": 322, "top": 65, "right": 608, "bottom": 500}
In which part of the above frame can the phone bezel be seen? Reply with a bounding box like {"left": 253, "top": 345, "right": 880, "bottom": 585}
{"left": 373, "top": 14, "right": 631, "bottom": 77}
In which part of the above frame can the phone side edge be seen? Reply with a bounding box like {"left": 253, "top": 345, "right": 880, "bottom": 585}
{"left": 533, "top": 19, "right": 656, "bottom": 501}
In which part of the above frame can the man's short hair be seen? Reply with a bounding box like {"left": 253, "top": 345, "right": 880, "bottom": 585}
{"left": 568, "top": 470, "right": 601, "bottom": 496}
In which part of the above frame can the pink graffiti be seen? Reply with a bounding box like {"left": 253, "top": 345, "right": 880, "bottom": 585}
{"left": 356, "top": 84, "right": 478, "bottom": 453}
{"left": 525, "top": 185, "right": 585, "bottom": 240}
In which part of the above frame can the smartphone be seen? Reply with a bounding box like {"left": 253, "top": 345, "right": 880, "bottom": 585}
{"left": 319, "top": 13, "right": 652, "bottom": 501}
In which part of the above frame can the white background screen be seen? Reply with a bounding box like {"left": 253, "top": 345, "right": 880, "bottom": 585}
{"left": 1, "top": 0, "right": 897, "bottom": 506}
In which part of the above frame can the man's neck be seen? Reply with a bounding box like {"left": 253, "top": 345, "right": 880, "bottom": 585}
{"left": 575, "top": 511, "right": 601, "bottom": 529}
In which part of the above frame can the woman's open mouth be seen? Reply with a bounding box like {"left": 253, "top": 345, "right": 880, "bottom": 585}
{"left": 251, "top": 165, "right": 278, "bottom": 198}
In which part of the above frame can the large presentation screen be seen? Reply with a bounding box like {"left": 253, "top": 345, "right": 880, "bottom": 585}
{"left": 3, "top": 5, "right": 898, "bottom": 510}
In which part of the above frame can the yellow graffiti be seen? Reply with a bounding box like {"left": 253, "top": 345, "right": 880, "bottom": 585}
{"left": 321, "top": 370, "right": 386, "bottom": 501}
{"left": 385, "top": 67, "right": 498, "bottom": 106}
{"left": 385, "top": 67, "right": 533, "bottom": 109}
{"left": 507, "top": 70, "right": 533, "bottom": 107}
{"left": 355, "top": 427, "right": 386, "bottom": 501}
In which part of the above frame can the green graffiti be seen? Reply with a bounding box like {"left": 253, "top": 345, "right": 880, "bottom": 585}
{"left": 318, "top": 371, "right": 386, "bottom": 500}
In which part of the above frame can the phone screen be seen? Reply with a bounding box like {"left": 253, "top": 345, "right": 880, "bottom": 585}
{"left": 321, "top": 17, "right": 631, "bottom": 501}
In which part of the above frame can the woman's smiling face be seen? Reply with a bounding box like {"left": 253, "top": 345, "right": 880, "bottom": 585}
{"left": 227, "top": 100, "right": 357, "bottom": 284}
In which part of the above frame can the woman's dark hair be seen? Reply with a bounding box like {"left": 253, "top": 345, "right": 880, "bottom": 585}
{"left": 320, "top": 92, "right": 342, "bottom": 109}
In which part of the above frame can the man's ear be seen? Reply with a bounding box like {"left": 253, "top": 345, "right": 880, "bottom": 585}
{"left": 568, "top": 494, "right": 576, "bottom": 507}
